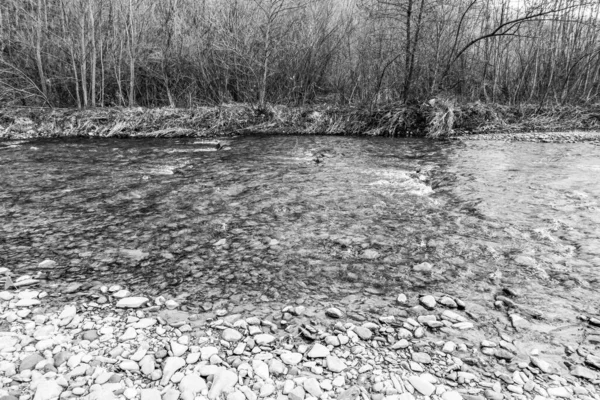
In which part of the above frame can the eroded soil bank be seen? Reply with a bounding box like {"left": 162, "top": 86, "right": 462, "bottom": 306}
{"left": 2, "top": 103, "right": 600, "bottom": 142}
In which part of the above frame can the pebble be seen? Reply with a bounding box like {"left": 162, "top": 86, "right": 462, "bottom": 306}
{"left": 116, "top": 297, "right": 149, "bottom": 308}
{"left": 208, "top": 369, "right": 238, "bottom": 400}
{"left": 354, "top": 326, "right": 373, "bottom": 340}
{"left": 419, "top": 295, "right": 436, "bottom": 309}
{"left": 586, "top": 354, "right": 600, "bottom": 370}
{"left": 140, "top": 388, "right": 162, "bottom": 400}
{"left": 33, "top": 379, "right": 63, "bottom": 400}
{"left": 260, "top": 384, "right": 275, "bottom": 397}
{"left": 281, "top": 352, "right": 303, "bottom": 365}
{"left": 254, "top": 334, "right": 276, "bottom": 345}
{"left": 0, "top": 265, "right": 586, "bottom": 400}
{"left": 547, "top": 387, "right": 571, "bottom": 398}
{"left": 325, "top": 307, "right": 344, "bottom": 318}
{"left": 530, "top": 356, "right": 552, "bottom": 373}
{"left": 222, "top": 328, "right": 243, "bottom": 342}
{"left": 303, "top": 378, "right": 323, "bottom": 398}
{"left": 571, "top": 365, "right": 597, "bottom": 380}
{"left": 392, "top": 339, "right": 410, "bottom": 349}
{"left": 412, "top": 352, "right": 432, "bottom": 364}
{"left": 289, "top": 386, "right": 306, "bottom": 400}
{"left": 484, "top": 390, "right": 504, "bottom": 400}
{"left": 119, "top": 360, "right": 139, "bottom": 371}
{"left": 170, "top": 341, "right": 188, "bottom": 357}
{"left": 15, "top": 298, "right": 41, "bottom": 307}
{"left": 413, "top": 262, "right": 433, "bottom": 272}
{"left": 20, "top": 353, "right": 45, "bottom": 372}
{"left": 443, "top": 391, "right": 464, "bottom": 400}
{"left": 510, "top": 314, "right": 530, "bottom": 331}
{"left": 443, "top": 341, "right": 457, "bottom": 353}
{"left": 326, "top": 355, "right": 347, "bottom": 372}
{"left": 161, "top": 357, "right": 186, "bottom": 385}
{"left": 397, "top": 293, "right": 408, "bottom": 305}
{"left": 179, "top": 374, "right": 207, "bottom": 394}
{"left": 307, "top": 343, "right": 330, "bottom": 358}
{"left": 408, "top": 376, "right": 435, "bottom": 396}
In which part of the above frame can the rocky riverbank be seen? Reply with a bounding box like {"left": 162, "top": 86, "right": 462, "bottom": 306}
{"left": 1, "top": 261, "right": 599, "bottom": 400}
{"left": 1, "top": 103, "right": 600, "bottom": 141}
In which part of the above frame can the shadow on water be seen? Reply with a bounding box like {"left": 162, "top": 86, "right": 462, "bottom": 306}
{"left": 1, "top": 136, "right": 599, "bottom": 331}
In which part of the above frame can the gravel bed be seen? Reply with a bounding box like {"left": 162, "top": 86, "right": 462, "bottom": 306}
{"left": 1, "top": 261, "right": 599, "bottom": 400}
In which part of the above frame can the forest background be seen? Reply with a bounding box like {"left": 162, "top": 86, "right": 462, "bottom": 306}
{"left": 2, "top": 0, "right": 600, "bottom": 139}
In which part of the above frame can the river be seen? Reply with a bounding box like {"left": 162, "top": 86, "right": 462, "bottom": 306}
{"left": 1, "top": 136, "right": 599, "bottom": 357}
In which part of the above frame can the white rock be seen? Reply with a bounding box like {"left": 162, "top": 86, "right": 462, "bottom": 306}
{"left": 547, "top": 387, "right": 570, "bottom": 398}
{"left": 179, "top": 374, "right": 207, "bottom": 393}
{"left": 132, "top": 318, "right": 156, "bottom": 329}
{"left": 85, "top": 389, "right": 118, "bottom": 400}
{"left": 307, "top": 343, "right": 329, "bottom": 358}
{"left": 254, "top": 334, "right": 276, "bottom": 345}
{"left": 39, "top": 260, "right": 57, "bottom": 269}
{"left": 397, "top": 294, "right": 408, "bottom": 305}
{"left": 207, "top": 369, "right": 238, "bottom": 400}
{"left": 200, "top": 346, "right": 219, "bottom": 360}
{"left": 112, "top": 290, "right": 131, "bottom": 298}
{"left": 222, "top": 328, "right": 243, "bottom": 342}
{"left": 442, "top": 391, "right": 463, "bottom": 400}
{"left": 0, "top": 291, "right": 14, "bottom": 301}
{"left": 166, "top": 299, "right": 179, "bottom": 310}
{"left": 170, "top": 341, "right": 188, "bottom": 357}
{"left": 130, "top": 342, "right": 150, "bottom": 362}
{"left": 171, "top": 371, "right": 185, "bottom": 383}
{"left": 33, "top": 379, "right": 63, "bottom": 400}
{"left": 252, "top": 360, "right": 269, "bottom": 381}
{"left": 303, "top": 378, "right": 322, "bottom": 398}
{"left": 419, "top": 295, "right": 436, "bottom": 309}
{"left": 332, "top": 376, "right": 345, "bottom": 387}
{"left": 119, "top": 327, "right": 137, "bottom": 341}
{"left": 59, "top": 305, "right": 77, "bottom": 320}
{"left": 140, "top": 388, "right": 162, "bottom": 400}
{"left": 116, "top": 297, "right": 149, "bottom": 308}
{"left": 139, "top": 355, "right": 155, "bottom": 376}
{"left": 260, "top": 384, "right": 275, "bottom": 397}
{"left": 124, "top": 388, "right": 138, "bottom": 399}
{"left": 15, "top": 298, "right": 40, "bottom": 307}
{"left": 119, "top": 360, "right": 140, "bottom": 372}
{"left": 443, "top": 341, "right": 457, "bottom": 353}
{"left": 281, "top": 352, "right": 303, "bottom": 365}
{"left": 228, "top": 391, "right": 246, "bottom": 400}
{"left": 161, "top": 357, "right": 186, "bottom": 386}
{"left": 408, "top": 376, "right": 435, "bottom": 396}
{"left": 326, "top": 355, "right": 347, "bottom": 372}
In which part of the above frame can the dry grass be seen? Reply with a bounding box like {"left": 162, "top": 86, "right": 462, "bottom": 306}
{"left": 423, "top": 98, "right": 456, "bottom": 138}
{"left": 1, "top": 101, "right": 600, "bottom": 140}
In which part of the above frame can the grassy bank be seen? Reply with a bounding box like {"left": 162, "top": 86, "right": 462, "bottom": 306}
{"left": 2, "top": 101, "right": 600, "bottom": 140}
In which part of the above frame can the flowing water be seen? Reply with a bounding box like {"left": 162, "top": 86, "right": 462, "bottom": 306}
{"left": 1, "top": 136, "right": 599, "bottom": 352}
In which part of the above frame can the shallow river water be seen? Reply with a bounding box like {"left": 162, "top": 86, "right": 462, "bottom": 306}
{"left": 1, "top": 136, "right": 599, "bottom": 353}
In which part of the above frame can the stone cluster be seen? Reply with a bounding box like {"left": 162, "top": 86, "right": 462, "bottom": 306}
{"left": 1, "top": 267, "right": 599, "bottom": 400}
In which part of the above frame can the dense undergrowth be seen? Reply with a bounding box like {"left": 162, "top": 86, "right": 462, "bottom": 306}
{"left": 1, "top": 101, "right": 600, "bottom": 140}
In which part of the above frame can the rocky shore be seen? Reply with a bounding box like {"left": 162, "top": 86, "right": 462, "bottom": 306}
{"left": 1, "top": 261, "right": 599, "bottom": 400}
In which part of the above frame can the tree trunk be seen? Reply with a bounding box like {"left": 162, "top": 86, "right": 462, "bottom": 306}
{"left": 89, "top": 1, "right": 97, "bottom": 107}
{"left": 128, "top": 0, "right": 135, "bottom": 107}
{"left": 80, "top": 8, "right": 88, "bottom": 108}
{"left": 35, "top": 0, "right": 48, "bottom": 104}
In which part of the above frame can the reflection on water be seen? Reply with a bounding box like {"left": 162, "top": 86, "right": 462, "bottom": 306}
{"left": 0, "top": 136, "right": 599, "bottom": 328}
